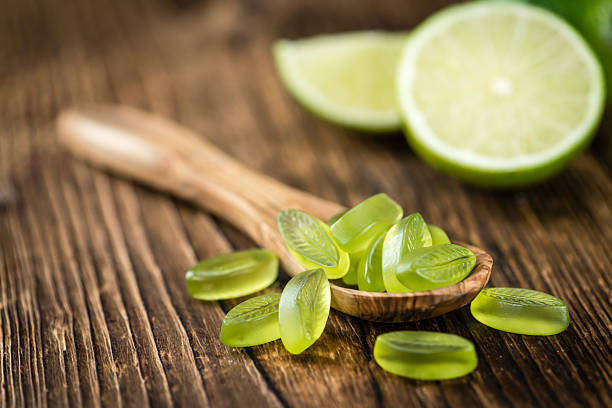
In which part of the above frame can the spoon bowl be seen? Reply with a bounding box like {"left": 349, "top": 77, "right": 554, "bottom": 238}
{"left": 57, "top": 105, "right": 492, "bottom": 322}
{"left": 330, "top": 242, "right": 491, "bottom": 322}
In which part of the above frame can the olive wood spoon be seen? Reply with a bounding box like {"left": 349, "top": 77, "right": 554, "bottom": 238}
{"left": 57, "top": 105, "right": 492, "bottom": 322}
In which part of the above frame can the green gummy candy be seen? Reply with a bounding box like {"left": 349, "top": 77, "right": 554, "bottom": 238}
{"left": 330, "top": 193, "right": 403, "bottom": 253}
{"left": 396, "top": 244, "right": 476, "bottom": 291}
{"left": 279, "top": 269, "right": 331, "bottom": 354}
{"left": 374, "top": 331, "right": 478, "bottom": 380}
{"left": 357, "top": 227, "right": 389, "bottom": 292}
{"left": 278, "top": 209, "right": 349, "bottom": 279}
{"left": 185, "top": 249, "right": 278, "bottom": 300}
{"left": 382, "top": 213, "right": 432, "bottom": 292}
{"left": 470, "top": 288, "right": 570, "bottom": 335}
{"left": 428, "top": 224, "right": 450, "bottom": 245}
{"left": 220, "top": 294, "right": 281, "bottom": 347}
{"left": 327, "top": 210, "right": 347, "bottom": 226}
{"left": 342, "top": 250, "right": 365, "bottom": 286}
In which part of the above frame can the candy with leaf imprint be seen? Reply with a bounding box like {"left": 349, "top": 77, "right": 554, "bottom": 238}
{"left": 185, "top": 249, "right": 278, "bottom": 300}
{"left": 382, "top": 213, "right": 432, "bottom": 292}
{"left": 471, "top": 288, "right": 570, "bottom": 335}
{"left": 396, "top": 244, "right": 476, "bottom": 291}
{"left": 279, "top": 269, "right": 331, "bottom": 354}
{"left": 278, "top": 209, "right": 349, "bottom": 279}
{"left": 220, "top": 294, "right": 281, "bottom": 347}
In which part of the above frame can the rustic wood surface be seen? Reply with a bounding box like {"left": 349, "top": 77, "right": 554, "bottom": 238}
{"left": 1, "top": 0, "right": 611, "bottom": 406}
{"left": 56, "top": 106, "right": 492, "bottom": 323}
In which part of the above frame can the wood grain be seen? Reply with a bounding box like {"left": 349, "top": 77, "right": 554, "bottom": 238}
{"left": 1, "top": 0, "right": 611, "bottom": 407}
{"left": 57, "top": 105, "right": 491, "bottom": 322}
{"left": 56, "top": 105, "right": 343, "bottom": 278}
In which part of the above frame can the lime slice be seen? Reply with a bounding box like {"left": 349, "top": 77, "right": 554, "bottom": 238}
{"left": 502, "top": 0, "right": 612, "bottom": 102}
{"left": 397, "top": 2, "right": 606, "bottom": 187}
{"left": 274, "top": 31, "right": 409, "bottom": 132}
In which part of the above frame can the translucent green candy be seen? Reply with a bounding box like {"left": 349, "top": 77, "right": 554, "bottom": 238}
{"left": 374, "top": 331, "right": 478, "bottom": 380}
{"left": 470, "top": 288, "right": 570, "bottom": 335}
{"left": 357, "top": 228, "right": 389, "bottom": 292}
{"left": 382, "top": 213, "right": 432, "bottom": 292}
{"left": 186, "top": 249, "right": 278, "bottom": 300}
{"left": 220, "top": 294, "right": 281, "bottom": 347}
{"left": 278, "top": 209, "right": 349, "bottom": 279}
{"left": 330, "top": 193, "right": 403, "bottom": 253}
{"left": 279, "top": 269, "right": 331, "bottom": 354}
{"left": 396, "top": 244, "right": 476, "bottom": 291}
{"left": 327, "top": 210, "right": 347, "bottom": 226}
{"left": 342, "top": 250, "right": 365, "bottom": 286}
{"left": 428, "top": 224, "right": 450, "bottom": 245}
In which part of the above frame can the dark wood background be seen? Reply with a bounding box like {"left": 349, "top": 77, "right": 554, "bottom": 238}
{"left": 1, "top": 0, "right": 611, "bottom": 406}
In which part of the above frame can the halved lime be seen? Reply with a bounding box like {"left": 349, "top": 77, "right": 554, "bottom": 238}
{"left": 274, "top": 31, "right": 409, "bottom": 132}
{"left": 397, "top": 2, "right": 606, "bottom": 187}
{"left": 503, "top": 0, "right": 612, "bottom": 102}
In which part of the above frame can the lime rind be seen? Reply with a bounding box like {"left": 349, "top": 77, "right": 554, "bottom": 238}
{"left": 396, "top": 2, "right": 606, "bottom": 187}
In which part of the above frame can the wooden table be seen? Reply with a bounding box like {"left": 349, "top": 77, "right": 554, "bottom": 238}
{"left": 1, "top": 0, "right": 610, "bottom": 406}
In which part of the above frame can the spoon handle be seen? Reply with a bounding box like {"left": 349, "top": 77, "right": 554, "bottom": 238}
{"left": 57, "top": 105, "right": 344, "bottom": 276}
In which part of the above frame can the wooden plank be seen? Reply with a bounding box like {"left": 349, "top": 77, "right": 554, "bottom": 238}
{"left": 133, "top": 191, "right": 283, "bottom": 408}
{"left": 0, "top": 0, "right": 611, "bottom": 406}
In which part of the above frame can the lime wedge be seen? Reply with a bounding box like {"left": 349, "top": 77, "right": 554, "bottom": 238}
{"left": 397, "top": 2, "right": 606, "bottom": 187}
{"left": 274, "top": 31, "right": 409, "bottom": 132}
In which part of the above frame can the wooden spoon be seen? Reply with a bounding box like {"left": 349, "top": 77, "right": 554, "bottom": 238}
{"left": 57, "top": 105, "right": 492, "bottom": 322}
